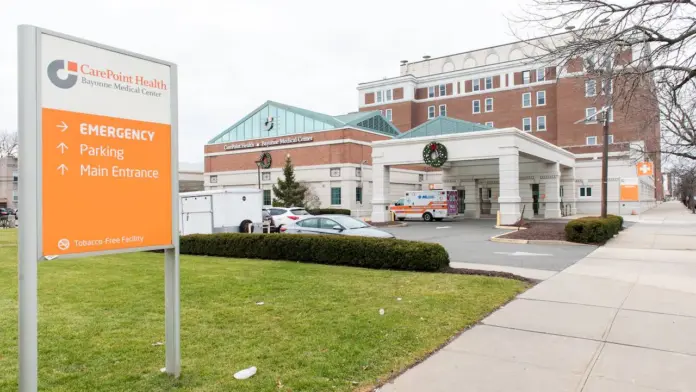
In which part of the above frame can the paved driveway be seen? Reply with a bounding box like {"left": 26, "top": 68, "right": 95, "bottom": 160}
{"left": 383, "top": 219, "right": 596, "bottom": 272}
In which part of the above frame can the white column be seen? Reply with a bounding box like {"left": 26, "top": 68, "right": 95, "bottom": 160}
{"left": 461, "top": 180, "right": 479, "bottom": 218}
{"left": 371, "top": 164, "right": 391, "bottom": 222}
{"left": 562, "top": 167, "right": 578, "bottom": 215}
{"left": 498, "top": 147, "right": 521, "bottom": 225}
{"left": 543, "top": 162, "right": 562, "bottom": 219}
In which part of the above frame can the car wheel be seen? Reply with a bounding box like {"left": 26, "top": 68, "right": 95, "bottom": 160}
{"left": 239, "top": 220, "right": 254, "bottom": 233}
{"left": 423, "top": 212, "right": 433, "bottom": 222}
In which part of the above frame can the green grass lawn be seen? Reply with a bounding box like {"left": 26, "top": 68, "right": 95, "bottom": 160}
{"left": 0, "top": 229, "right": 527, "bottom": 392}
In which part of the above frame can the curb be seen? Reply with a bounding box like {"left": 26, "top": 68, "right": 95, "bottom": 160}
{"left": 528, "top": 240, "right": 587, "bottom": 246}
{"left": 494, "top": 225, "right": 527, "bottom": 230}
{"left": 490, "top": 233, "right": 529, "bottom": 244}
{"left": 367, "top": 222, "right": 408, "bottom": 228}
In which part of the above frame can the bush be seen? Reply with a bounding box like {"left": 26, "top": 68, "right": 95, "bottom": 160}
{"left": 308, "top": 208, "right": 351, "bottom": 216}
{"left": 565, "top": 215, "right": 622, "bottom": 244}
{"left": 180, "top": 233, "right": 449, "bottom": 272}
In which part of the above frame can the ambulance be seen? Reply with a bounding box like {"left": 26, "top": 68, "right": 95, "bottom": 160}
{"left": 390, "top": 190, "right": 459, "bottom": 222}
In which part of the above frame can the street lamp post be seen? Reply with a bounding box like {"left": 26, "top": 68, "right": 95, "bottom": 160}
{"left": 254, "top": 160, "right": 262, "bottom": 190}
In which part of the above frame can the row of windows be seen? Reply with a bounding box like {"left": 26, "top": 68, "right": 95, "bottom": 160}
{"left": 585, "top": 107, "right": 614, "bottom": 123}
{"left": 521, "top": 116, "right": 547, "bottom": 132}
{"left": 585, "top": 79, "right": 613, "bottom": 97}
{"left": 264, "top": 187, "right": 363, "bottom": 206}
{"left": 586, "top": 135, "right": 615, "bottom": 146}
{"left": 375, "top": 89, "right": 394, "bottom": 103}
{"left": 428, "top": 84, "right": 448, "bottom": 98}
{"left": 521, "top": 68, "right": 547, "bottom": 84}
{"left": 522, "top": 91, "right": 546, "bottom": 108}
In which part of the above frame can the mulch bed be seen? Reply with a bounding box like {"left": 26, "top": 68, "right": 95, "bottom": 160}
{"left": 498, "top": 222, "right": 567, "bottom": 241}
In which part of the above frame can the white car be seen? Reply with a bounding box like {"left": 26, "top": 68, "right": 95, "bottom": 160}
{"left": 266, "top": 207, "right": 312, "bottom": 231}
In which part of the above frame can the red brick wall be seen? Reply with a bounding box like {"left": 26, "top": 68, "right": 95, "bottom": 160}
{"left": 446, "top": 83, "right": 453, "bottom": 96}
{"left": 465, "top": 80, "right": 472, "bottom": 93}
{"left": 410, "top": 85, "right": 559, "bottom": 144}
{"left": 393, "top": 87, "right": 404, "bottom": 100}
{"left": 415, "top": 87, "right": 427, "bottom": 100}
{"left": 205, "top": 129, "right": 391, "bottom": 172}
{"left": 365, "top": 92, "right": 375, "bottom": 104}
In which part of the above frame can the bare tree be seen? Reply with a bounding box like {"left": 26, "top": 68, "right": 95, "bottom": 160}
{"left": 0, "top": 131, "right": 18, "bottom": 159}
{"left": 672, "top": 159, "right": 696, "bottom": 212}
{"left": 657, "top": 79, "right": 696, "bottom": 160}
{"left": 511, "top": 0, "right": 696, "bottom": 91}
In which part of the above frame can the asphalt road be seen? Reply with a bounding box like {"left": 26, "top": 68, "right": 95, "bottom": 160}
{"left": 383, "top": 219, "right": 597, "bottom": 272}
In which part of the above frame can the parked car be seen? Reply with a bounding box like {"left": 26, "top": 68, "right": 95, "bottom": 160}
{"left": 282, "top": 214, "right": 395, "bottom": 238}
{"left": 267, "top": 207, "right": 312, "bottom": 231}
{"left": 0, "top": 208, "right": 8, "bottom": 217}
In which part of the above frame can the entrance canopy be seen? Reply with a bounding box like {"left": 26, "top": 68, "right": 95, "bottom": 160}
{"left": 370, "top": 122, "right": 577, "bottom": 224}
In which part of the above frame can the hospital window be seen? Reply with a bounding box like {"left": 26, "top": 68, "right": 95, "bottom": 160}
{"left": 210, "top": 175, "right": 218, "bottom": 184}
{"left": 428, "top": 106, "right": 436, "bottom": 119}
{"left": 331, "top": 187, "right": 342, "bottom": 205}
{"left": 356, "top": 187, "right": 363, "bottom": 203}
{"left": 585, "top": 107, "right": 598, "bottom": 123}
{"left": 522, "top": 117, "right": 532, "bottom": 132}
{"left": 376, "top": 90, "right": 383, "bottom": 103}
{"left": 579, "top": 187, "right": 592, "bottom": 198}
{"left": 522, "top": 71, "right": 531, "bottom": 84}
{"left": 439, "top": 84, "right": 446, "bottom": 96}
{"left": 473, "top": 79, "right": 480, "bottom": 91}
{"left": 472, "top": 100, "right": 481, "bottom": 114}
{"left": 537, "top": 91, "right": 546, "bottom": 106}
{"left": 439, "top": 104, "right": 447, "bottom": 117}
{"left": 537, "top": 116, "right": 547, "bottom": 131}
{"left": 385, "top": 109, "right": 393, "bottom": 122}
{"left": 536, "top": 68, "right": 545, "bottom": 82}
{"left": 485, "top": 77, "right": 493, "bottom": 90}
{"left": 428, "top": 86, "right": 435, "bottom": 98}
{"left": 485, "top": 121, "right": 494, "bottom": 127}
{"left": 586, "top": 136, "right": 598, "bottom": 145}
{"left": 485, "top": 98, "right": 493, "bottom": 112}
{"left": 585, "top": 80, "right": 597, "bottom": 97}
{"left": 386, "top": 89, "right": 393, "bottom": 101}
{"left": 263, "top": 190, "right": 272, "bottom": 206}
{"left": 522, "top": 92, "right": 532, "bottom": 108}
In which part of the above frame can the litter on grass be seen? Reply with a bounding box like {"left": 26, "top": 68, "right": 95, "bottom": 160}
{"left": 234, "top": 366, "right": 257, "bottom": 380}
{"left": 397, "top": 298, "right": 402, "bottom": 301}
{"left": 152, "top": 342, "right": 164, "bottom": 346}
{"left": 256, "top": 302, "right": 264, "bottom": 305}
{"left": 379, "top": 309, "right": 385, "bottom": 316}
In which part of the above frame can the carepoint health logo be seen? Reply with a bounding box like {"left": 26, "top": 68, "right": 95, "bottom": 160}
{"left": 47, "top": 59, "right": 79, "bottom": 89}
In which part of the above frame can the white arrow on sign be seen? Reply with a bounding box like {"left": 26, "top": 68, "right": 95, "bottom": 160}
{"left": 494, "top": 251, "right": 553, "bottom": 257}
{"left": 57, "top": 142, "right": 68, "bottom": 154}
{"left": 57, "top": 164, "right": 68, "bottom": 175}
{"left": 56, "top": 121, "right": 68, "bottom": 132}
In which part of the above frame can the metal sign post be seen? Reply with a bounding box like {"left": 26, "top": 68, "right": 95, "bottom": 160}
{"left": 17, "top": 25, "right": 180, "bottom": 392}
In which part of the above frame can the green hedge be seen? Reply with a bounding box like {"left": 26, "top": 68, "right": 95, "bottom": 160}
{"left": 308, "top": 208, "right": 351, "bottom": 216}
{"left": 565, "top": 215, "right": 623, "bottom": 244}
{"left": 180, "top": 233, "right": 449, "bottom": 272}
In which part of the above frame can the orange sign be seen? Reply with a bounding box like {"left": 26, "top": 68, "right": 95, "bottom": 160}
{"left": 42, "top": 108, "right": 172, "bottom": 255}
{"left": 636, "top": 161, "right": 654, "bottom": 177}
{"left": 620, "top": 185, "right": 639, "bottom": 201}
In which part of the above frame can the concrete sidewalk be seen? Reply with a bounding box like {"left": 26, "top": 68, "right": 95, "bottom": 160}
{"left": 378, "top": 201, "right": 696, "bottom": 392}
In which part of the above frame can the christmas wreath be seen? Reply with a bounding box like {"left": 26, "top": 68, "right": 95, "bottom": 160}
{"left": 423, "top": 142, "right": 448, "bottom": 168}
{"left": 258, "top": 152, "right": 272, "bottom": 169}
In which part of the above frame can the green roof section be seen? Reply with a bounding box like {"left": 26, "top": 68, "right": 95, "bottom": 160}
{"left": 395, "top": 116, "right": 494, "bottom": 139}
{"left": 207, "top": 101, "right": 399, "bottom": 144}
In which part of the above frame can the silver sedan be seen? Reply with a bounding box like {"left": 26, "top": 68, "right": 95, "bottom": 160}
{"left": 282, "top": 215, "right": 394, "bottom": 238}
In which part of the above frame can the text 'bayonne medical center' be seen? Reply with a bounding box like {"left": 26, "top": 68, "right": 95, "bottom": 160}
{"left": 78, "top": 122, "right": 161, "bottom": 179}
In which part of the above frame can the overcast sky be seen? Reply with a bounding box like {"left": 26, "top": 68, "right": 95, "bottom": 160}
{"left": 1, "top": 0, "right": 536, "bottom": 169}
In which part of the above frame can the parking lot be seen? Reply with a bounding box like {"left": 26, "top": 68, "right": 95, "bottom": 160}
{"left": 382, "top": 219, "right": 596, "bottom": 272}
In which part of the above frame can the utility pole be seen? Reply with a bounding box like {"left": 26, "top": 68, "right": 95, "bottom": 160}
{"left": 600, "top": 44, "right": 613, "bottom": 219}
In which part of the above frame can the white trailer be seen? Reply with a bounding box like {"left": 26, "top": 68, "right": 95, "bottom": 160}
{"left": 179, "top": 188, "right": 263, "bottom": 235}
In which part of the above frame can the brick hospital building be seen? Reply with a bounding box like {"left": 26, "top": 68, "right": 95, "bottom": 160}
{"left": 204, "top": 32, "right": 662, "bottom": 220}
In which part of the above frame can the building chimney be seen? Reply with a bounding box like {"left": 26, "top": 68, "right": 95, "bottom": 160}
{"left": 423, "top": 55, "right": 431, "bottom": 60}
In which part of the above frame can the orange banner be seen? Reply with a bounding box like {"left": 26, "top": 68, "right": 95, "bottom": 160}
{"left": 42, "top": 107, "right": 172, "bottom": 256}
